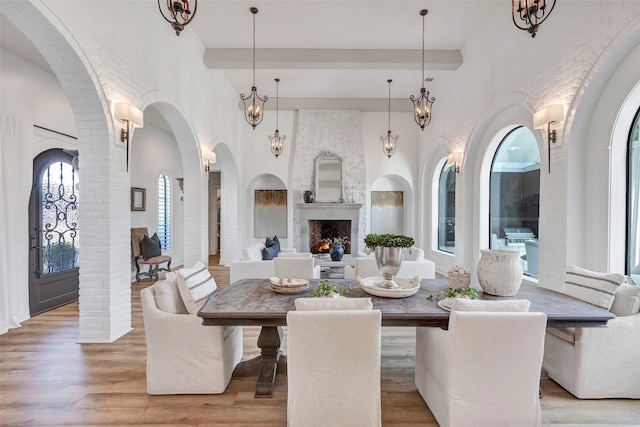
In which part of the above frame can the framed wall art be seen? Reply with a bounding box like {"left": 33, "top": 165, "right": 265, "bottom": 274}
{"left": 254, "top": 189, "right": 287, "bottom": 237}
{"left": 131, "top": 187, "right": 146, "bottom": 211}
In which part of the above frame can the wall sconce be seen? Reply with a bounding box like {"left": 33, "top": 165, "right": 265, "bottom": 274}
{"left": 202, "top": 149, "right": 216, "bottom": 173}
{"left": 114, "top": 103, "right": 144, "bottom": 172}
{"left": 533, "top": 104, "right": 564, "bottom": 173}
{"left": 447, "top": 150, "right": 463, "bottom": 174}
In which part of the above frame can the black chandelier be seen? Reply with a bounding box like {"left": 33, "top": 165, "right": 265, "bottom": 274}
{"left": 381, "top": 79, "right": 398, "bottom": 159}
{"left": 240, "top": 7, "right": 268, "bottom": 129}
{"left": 512, "top": 0, "right": 556, "bottom": 38}
{"left": 410, "top": 9, "right": 435, "bottom": 131}
{"left": 158, "top": 0, "right": 197, "bottom": 36}
{"left": 269, "top": 78, "right": 286, "bottom": 158}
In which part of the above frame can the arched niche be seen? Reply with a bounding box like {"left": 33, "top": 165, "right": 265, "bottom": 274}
{"left": 246, "top": 174, "right": 289, "bottom": 248}
{"left": 370, "top": 175, "right": 414, "bottom": 238}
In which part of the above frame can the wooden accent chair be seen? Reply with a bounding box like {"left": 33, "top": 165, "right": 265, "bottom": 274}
{"left": 131, "top": 227, "right": 171, "bottom": 282}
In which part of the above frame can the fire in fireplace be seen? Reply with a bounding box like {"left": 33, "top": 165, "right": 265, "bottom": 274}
{"left": 309, "top": 220, "right": 352, "bottom": 254}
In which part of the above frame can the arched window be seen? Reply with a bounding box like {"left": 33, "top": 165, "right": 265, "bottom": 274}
{"left": 438, "top": 162, "right": 456, "bottom": 253}
{"left": 627, "top": 108, "right": 640, "bottom": 278}
{"left": 157, "top": 172, "right": 171, "bottom": 250}
{"left": 489, "top": 126, "right": 540, "bottom": 277}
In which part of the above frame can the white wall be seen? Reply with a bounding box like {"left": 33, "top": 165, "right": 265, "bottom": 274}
{"left": 0, "top": 48, "right": 75, "bottom": 138}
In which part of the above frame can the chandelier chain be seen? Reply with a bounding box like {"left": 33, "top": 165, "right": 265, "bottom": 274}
{"left": 421, "top": 12, "right": 425, "bottom": 87}
{"left": 252, "top": 11, "right": 256, "bottom": 86}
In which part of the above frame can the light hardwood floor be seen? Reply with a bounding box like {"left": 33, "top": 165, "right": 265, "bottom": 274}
{"left": 1, "top": 256, "right": 639, "bottom": 426}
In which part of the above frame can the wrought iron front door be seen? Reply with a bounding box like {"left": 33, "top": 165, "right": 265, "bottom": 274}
{"left": 28, "top": 149, "right": 79, "bottom": 315}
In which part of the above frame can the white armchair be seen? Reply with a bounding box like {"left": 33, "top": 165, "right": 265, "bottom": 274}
{"left": 344, "top": 254, "right": 435, "bottom": 280}
{"left": 274, "top": 256, "right": 321, "bottom": 279}
{"left": 286, "top": 298, "right": 382, "bottom": 427}
{"left": 415, "top": 299, "right": 547, "bottom": 427}
{"left": 140, "top": 281, "right": 243, "bottom": 394}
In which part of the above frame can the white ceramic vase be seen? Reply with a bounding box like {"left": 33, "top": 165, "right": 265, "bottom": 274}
{"left": 476, "top": 249, "right": 523, "bottom": 296}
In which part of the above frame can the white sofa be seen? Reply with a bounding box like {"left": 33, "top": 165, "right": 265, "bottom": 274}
{"left": 229, "top": 242, "right": 296, "bottom": 283}
{"left": 542, "top": 281, "right": 640, "bottom": 398}
{"left": 344, "top": 248, "right": 435, "bottom": 280}
{"left": 140, "top": 278, "right": 243, "bottom": 394}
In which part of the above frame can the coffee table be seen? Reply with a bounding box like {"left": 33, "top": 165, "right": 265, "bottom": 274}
{"left": 313, "top": 254, "right": 355, "bottom": 278}
{"left": 198, "top": 278, "right": 614, "bottom": 397}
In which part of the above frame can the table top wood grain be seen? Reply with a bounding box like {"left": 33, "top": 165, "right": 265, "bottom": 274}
{"left": 198, "top": 279, "right": 615, "bottom": 328}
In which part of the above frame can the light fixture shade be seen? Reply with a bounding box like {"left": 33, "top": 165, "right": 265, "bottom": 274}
{"left": 448, "top": 151, "right": 463, "bottom": 165}
{"left": 114, "top": 103, "right": 144, "bottom": 127}
{"left": 533, "top": 104, "right": 564, "bottom": 129}
{"left": 202, "top": 150, "right": 215, "bottom": 163}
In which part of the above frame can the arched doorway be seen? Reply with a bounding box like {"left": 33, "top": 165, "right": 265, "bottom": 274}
{"left": 28, "top": 148, "right": 79, "bottom": 315}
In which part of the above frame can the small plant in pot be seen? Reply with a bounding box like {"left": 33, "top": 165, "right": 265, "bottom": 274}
{"left": 322, "top": 236, "right": 350, "bottom": 261}
{"left": 364, "top": 234, "right": 415, "bottom": 289}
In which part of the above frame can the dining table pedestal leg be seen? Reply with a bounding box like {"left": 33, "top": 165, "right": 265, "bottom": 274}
{"left": 232, "top": 325, "right": 286, "bottom": 398}
{"left": 255, "top": 325, "right": 285, "bottom": 397}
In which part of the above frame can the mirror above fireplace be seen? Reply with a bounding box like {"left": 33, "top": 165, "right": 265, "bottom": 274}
{"left": 315, "top": 152, "right": 342, "bottom": 202}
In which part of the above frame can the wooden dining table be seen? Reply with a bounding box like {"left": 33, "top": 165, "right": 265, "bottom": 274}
{"left": 198, "top": 278, "right": 615, "bottom": 398}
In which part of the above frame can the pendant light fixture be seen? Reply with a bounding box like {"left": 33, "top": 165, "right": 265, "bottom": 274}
{"left": 410, "top": 9, "right": 436, "bottom": 131}
{"left": 157, "top": 0, "right": 197, "bottom": 36}
{"left": 269, "top": 78, "right": 286, "bottom": 158}
{"left": 240, "top": 7, "right": 268, "bottom": 129}
{"left": 512, "top": 0, "right": 556, "bottom": 38}
{"left": 381, "top": 79, "right": 398, "bottom": 159}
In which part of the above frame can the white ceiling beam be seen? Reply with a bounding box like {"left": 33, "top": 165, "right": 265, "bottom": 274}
{"left": 238, "top": 98, "right": 416, "bottom": 113}
{"left": 205, "top": 48, "right": 462, "bottom": 70}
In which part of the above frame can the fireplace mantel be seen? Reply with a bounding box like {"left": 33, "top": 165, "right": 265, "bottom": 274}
{"left": 297, "top": 203, "right": 362, "bottom": 253}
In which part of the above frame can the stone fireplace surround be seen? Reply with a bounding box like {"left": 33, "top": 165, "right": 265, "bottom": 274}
{"left": 298, "top": 203, "right": 362, "bottom": 255}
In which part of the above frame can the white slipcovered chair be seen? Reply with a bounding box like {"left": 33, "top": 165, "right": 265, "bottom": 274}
{"left": 415, "top": 299, "right": 547, "bottom": 427}
{"left": 286, "top": 297, "right": 382, "bottom": 427}
{"left": 274, "top": 255, "right": 321, "bottom": 279}
{"left": 140, "top": 278, "right": 243, "bottom": 394}
{"left": 542, "top": 267, "right": 640, "bottom": 398}
{"left": 344, "top": 252, "right": 435, "bottom": 280}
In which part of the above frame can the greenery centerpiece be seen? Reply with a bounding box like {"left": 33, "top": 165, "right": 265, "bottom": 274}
{"left": 313, "top": 279, "right": 349, "bottom": 297}
{"left": 364, "top": 233, "right": 415, "bottom": 289}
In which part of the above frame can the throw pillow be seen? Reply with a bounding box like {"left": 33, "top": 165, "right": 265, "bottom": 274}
{"left": 140, "top": 233, "right": 161, "bottom": 259}
{"left": 261, "top": 244, "right": 279, "bottom": 260}
{"left": 563, "top": 265, "right": 625, "bottom": 310}
{"left": 177, "top": 261, "right": 217, "bottom": 314}
{"left": 295, "top": 297, "right": 372, "bottom": 311}
{"left": 154, "top": 272, "right": 188, "bottom": 314}
{"left": 451, "top": 298, "right": 531, "bottom": 312}
{"left": 610, "top": 283, "right": 640, "bottom": 316}
{"left": 265, "top": 235, "right": 281, "bottom": 253}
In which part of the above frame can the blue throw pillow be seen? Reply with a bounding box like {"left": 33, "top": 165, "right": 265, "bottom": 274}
{"left": 261, "top": 244, "right": 279, "bottom": 260}
{"left": 265, "top": 235, "right": 281, "bottom": 253}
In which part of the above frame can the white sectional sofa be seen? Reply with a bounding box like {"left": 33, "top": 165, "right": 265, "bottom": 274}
{"left": 229, "top": 242, "right": 297, "bottom": 283}
{"left": 542, "top": 280, "right": 640, "bottom": 398}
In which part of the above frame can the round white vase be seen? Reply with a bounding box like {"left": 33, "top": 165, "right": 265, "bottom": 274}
{"left": 476, "top": 249, "right": 523, "bottom": 296}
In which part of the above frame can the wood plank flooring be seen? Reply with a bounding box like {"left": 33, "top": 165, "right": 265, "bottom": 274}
{"left": 1, "top": 255, "right": 639, "bottom": 426}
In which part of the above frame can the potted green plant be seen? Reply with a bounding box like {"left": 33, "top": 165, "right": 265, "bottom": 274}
{"left": 364, "top": 234, "right": 415, "bottom": 289}
{"left": 313, "top": 279, "right": 349, "bottom": 297}
{"left": 322, "top": 236, "right": 350, "bottom": 261}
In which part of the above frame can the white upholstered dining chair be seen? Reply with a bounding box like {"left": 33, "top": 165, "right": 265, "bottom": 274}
{"left": 286, "top": 297, "right": 382, "bottom": 427}
{"left": 415, "top": 299, "right": 547, "bottom": 427}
